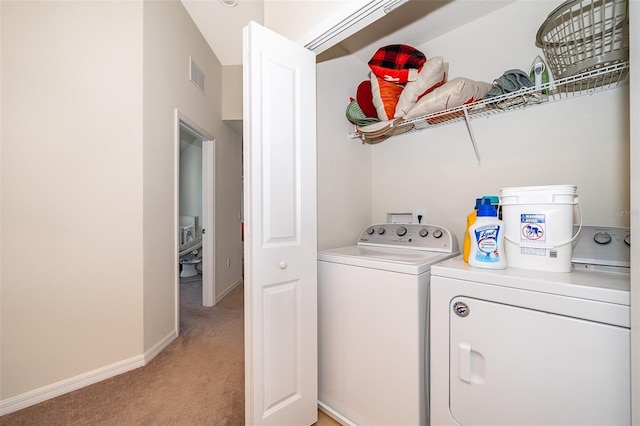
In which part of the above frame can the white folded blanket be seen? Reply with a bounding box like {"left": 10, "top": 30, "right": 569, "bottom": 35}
{"left": 179, "top": 238, "right": 202, "bottom": 257}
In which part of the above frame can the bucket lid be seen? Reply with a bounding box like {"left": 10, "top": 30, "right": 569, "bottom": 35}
{"left": 500, "top": 184, "right": 577, "bottom": 196}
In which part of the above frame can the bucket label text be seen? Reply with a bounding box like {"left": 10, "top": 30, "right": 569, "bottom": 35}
{"left": 520, "top": 213, "right": 546, "bottom": 256}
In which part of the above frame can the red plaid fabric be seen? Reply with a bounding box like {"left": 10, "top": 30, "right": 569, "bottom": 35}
{"left": 368, "top": 44, "right": 426, "bottom": 83}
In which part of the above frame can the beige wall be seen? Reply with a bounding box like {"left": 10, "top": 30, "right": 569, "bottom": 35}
{"left": 213, "top": 133, "right": 244, "bottom": 303}
{"left": 317, "top": 54, "right": 373, "bottom": 250}
{"left": 0, "top": 0, "right": 243, "bottom": 409}
{"left": 142, "top": 0, "right": 243, "bottom": 351}
{"left": 1, "top": 1, "right": 144, "bottom": 399}
{"left": 222, "top": 65, "right": 243, "bottom": 121}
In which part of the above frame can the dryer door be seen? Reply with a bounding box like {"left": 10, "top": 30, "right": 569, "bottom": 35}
{"left": 449, "top": 297, "right": 630, "bottom": 426}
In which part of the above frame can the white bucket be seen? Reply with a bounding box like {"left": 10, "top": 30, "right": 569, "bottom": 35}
{"left": 500, "top": 185, "right": 581, "bottom": 272}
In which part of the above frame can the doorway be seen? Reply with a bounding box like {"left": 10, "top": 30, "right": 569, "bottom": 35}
{"left": 175, "top": 111, "right": 216, "bottom": 332}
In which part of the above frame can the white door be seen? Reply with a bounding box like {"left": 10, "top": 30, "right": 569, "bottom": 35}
{"left": 202, "top": 139, "right": 215, "bottom": 306}
{"left": 243, "top": 21, "right": 318, "bottom": 426}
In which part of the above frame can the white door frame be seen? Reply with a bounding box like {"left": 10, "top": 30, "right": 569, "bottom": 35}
{"left": 201, "top": 139, "right": 215, "bottom": 307}
{"left": 174, "top": 110, "right": 216, "bottom": 329}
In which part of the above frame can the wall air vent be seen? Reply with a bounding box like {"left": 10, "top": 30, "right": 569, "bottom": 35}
{"left": 189, "top": 56, "right": 205, "bottom": 92}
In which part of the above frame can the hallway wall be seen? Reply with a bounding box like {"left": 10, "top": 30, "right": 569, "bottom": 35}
{"left": 0, "top": 0, "right": 243, "bottom": 412}
{"left": 1, "top": 0, "right": 144, "bottom": 401}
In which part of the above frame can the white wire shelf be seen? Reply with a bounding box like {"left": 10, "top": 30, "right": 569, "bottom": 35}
{"left": 350, "top": 61, "right": 629, "bottom": 164}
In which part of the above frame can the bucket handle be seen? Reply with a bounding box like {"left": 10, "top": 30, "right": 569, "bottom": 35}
{"left": 503, "top": 199, "right": 582, "bottom": 250}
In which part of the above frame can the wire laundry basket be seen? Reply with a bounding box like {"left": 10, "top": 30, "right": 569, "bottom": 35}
{"left": 536, "top": 0, "right": 629, "bottom": 81}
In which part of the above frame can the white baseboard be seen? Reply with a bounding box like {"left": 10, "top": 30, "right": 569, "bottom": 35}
{"left": 216, "top": 277, "right": 243, "bottom": 304}
{"left": 0, "top": 330, "right": 178, "bottom": 416}
{"left": 318, "top": 401, "right": 356, "bottom": 426}
{"left": 0, "top": 355, "right": 145, "bottom": 416}
{"left": 144, "top": 329, "right": 178, "bottom": 364}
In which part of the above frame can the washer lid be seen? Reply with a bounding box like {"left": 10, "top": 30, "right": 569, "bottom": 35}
{"left": 318, "top": 245, "right": 457, "bottom": 274}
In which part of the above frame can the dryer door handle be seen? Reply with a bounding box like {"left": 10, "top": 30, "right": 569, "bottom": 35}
{"left": 459, "top": 343, "right": 472, "bottom": 383}
{"left": 458, "top": 342, "right": 486, "bottom": 385}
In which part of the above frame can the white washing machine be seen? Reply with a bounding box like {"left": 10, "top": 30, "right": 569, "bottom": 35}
{"left": 430, "top": 226, "right": 631, "bottom": 426}
{"left": 318, "top": 223, "right": 459, "bottom": 426}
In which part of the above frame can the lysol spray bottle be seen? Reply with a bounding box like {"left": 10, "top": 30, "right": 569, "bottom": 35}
{"left": 468, "top": 203, "right": 506, "bottom": 269}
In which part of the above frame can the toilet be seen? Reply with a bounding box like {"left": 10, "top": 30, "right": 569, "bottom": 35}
{"left": 180, "top": 255, "right": 202, "bottom": 278}
{"left": 178, "top": 217, "right": 203, "bottom": 278}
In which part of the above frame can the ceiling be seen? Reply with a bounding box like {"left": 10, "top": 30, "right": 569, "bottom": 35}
{"left": 181, "top": 0, "right": 515, "bottom": 67}
{"left": 181, "top": 0, "right": 263, "bottom": 66}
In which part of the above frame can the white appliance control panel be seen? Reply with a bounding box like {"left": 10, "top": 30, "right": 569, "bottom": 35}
{"left": 358, "top": 223, "right": 459, "bottom": 253}
{"left": 572, "top": 225, "right": 630, "bottom": 268}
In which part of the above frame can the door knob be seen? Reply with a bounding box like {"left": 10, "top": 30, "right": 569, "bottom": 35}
{"left": 279, "top": 261, "right": 287, "bottom": 269}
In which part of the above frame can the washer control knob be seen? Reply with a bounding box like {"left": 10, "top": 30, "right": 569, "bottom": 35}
{"left": 367, "top": 227, "right": 375, "bottom": 235}
{"left": 594, "top": 232, "right": 612, "bottom": 245}
{"left": 396, "top": 226, "right": 407, "bottom": 237}
{"left": 377, "top": 227, "right": 385, "bottom": 235}
{"left": 433, "top": 229, "right": 443, "bottom": 239}
{"left": 419, "top": 229, "right": 428, "bottom": 237}
{"left": 625, "top": 234, "right": 631, "bottom": 246}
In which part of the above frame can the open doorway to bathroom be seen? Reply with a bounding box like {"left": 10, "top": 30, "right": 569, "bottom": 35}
{"left": 178, "top": 126, "right": 204, "bottom": 302}
{"left": 175, "top": 111, "right": 216, "bottom": 331}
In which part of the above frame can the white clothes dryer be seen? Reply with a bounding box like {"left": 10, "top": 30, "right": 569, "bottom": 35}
{"left": 318, "top": 223, "right": 459, "bottom": 426}
{"left": 430, "top": 226, "right": 631, "bottom": 426}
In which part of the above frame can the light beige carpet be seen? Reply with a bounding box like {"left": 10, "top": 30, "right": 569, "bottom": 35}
{"left": 1, "top": 279, "right": 340, "bottom": 426}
